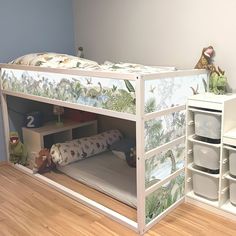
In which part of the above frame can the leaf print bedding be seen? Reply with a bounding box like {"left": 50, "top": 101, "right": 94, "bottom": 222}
{"left": 10, "top": 52, "right": 100, "bottom": 70}
{"left": 10, "top": 52, "right": 175, "bottom": 74}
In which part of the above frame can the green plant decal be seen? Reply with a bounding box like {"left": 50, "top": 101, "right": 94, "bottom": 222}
{"left": 145, "top": 173, "right": 185, "bottom": 223}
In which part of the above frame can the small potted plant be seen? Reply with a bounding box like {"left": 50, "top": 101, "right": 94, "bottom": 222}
{"left": 53, "top": 105, "right": 64, "bottom": 126}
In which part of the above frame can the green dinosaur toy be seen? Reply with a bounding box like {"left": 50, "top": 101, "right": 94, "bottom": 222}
{"left": 9, "top": 131, "right": 28, "bottom": 165}
{"left": 209, "top": 67, "right": 227, "bottom": 95}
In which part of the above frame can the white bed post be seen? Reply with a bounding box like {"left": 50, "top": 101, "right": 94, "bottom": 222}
{"left": 136, "top": 75, "right": 146, "bottom": 234}
{"left": 0, "top": 70, "right": 10, "bottom": 162}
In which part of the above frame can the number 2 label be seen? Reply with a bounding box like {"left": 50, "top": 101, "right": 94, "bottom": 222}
{"left": 27, "top": 115, "right": 35, "bottom": 128}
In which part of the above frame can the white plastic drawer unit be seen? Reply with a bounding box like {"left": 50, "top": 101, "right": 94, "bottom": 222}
{"left": 188, "top": 164, "right": 219, "bottom": 201}
{"left": 193, "top": 172, "right": 219, "bottom": 201}
{"left": 189, "top": 136, "right": 221, "bottom": 173}
{"left": 226, "top": 175, "right": 236, "bottom": 206}
{"left": 193, "top": 109, "right": 222, "bottom": 141}
{"left": 229, "top": 149, "right": 236, "bottom": 178}
{"left": 193, "top": 143, "right": 220, "bottom": 172}
{"left": 230, "top": 179, "right": 236, "bottom": 206}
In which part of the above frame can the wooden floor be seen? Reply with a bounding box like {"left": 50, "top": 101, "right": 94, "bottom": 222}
{"left": 44, "top": 170, "right": 136, "bottom": 221}
{"left": 0, "top": 164, "right": 236, "bottom": 236}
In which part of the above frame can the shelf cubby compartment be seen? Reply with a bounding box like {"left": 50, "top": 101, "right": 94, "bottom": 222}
{"left": 223, "top": 145, "right": 236, "bottom": 178}
{"left": 187, "top": 163, "right": 220, "bottom": 202}
{"left": 223, "top": 128, "right": 236, "bottom": 147}
{"left": 224, "top": 174, "right": 236, "bottom": 207}
{"left": 188, "top": 135, "right": 221, "bottom": 173}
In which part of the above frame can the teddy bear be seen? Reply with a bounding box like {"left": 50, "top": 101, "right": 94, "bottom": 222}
{"left": 33, "top": 148, "right": 55, "bottom": 174}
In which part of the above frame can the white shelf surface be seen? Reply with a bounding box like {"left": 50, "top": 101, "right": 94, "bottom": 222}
{"left": 223, "top": 128, "right": 236, "bottom": 146}
{"left": 186, "top": 191, "right": 219, "bottom": 208}
{"left": 221, "top": 200, "right": 236, "bottom": 215}
{"left": 187, "top": 93, "right": 235, "bottom": 110}
{"left": 188, "top": 93, "right": 234, "bottom": 104}
{"left": 22, "top": 119, "right": 96, "bottom": 136}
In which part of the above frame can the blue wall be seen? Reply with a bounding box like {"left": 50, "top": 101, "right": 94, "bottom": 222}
{"left": 0, "top": 0, "right": 75, "bottom": 160}
{"left": 0, "top": 0, "right": 75, "bottom": 62}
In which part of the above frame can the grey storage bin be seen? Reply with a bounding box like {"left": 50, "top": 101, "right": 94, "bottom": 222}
{"left": 193, "top": 142, "right": 220, "bottom": 171}
{"left": 192, "top": 170, "right": 219, "bottom": 200}
{"left": 229, "top": 150, "right": 236, "bottom": 177}
{"left": 194, "top": 111, "right": 221, "bottom": 140}
{"left": 229, "top": 178, "right": 236, "bottom": 206}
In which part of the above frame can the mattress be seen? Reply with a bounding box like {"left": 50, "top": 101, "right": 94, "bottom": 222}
{"left": 58, "top": 151, "right": 137, "bottom": 208}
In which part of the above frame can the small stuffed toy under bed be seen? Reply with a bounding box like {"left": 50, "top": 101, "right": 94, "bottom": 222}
{"left": 57, "top": 151, "right": 137, "bottom": 208}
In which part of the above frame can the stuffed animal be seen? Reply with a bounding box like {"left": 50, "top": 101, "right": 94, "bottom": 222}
{"left": 9, "top": 131, "right": 28, "bottom": 165}
{"left": 209, "top": 67, "right": 227, "bottom": 95}
{"left": 33, "top": 148, "right": 55, "bottom": 174}
{"left": 126, "top": 147, "right": 136, "bottom": 168}
{"left": 195, "top": 46, "right": 216, "bottom": 73}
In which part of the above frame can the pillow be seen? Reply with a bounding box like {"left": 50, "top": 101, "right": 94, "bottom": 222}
{"left": 110, "top": 139, "right": 136, "bottom": 167}
{"left": 50, "top": 129, "right": 123, "bottom": 166}
{"left": 10, "top": 52, "right": 100, "bottom": 70}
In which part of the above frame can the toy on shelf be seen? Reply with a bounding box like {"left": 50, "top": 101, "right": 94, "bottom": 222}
{"left": 195, "top": 46, "right": 227, "bottom": 95}
{"left": 195, "top": 46, "right": 215, "bottom": 72}
{"left": 53, "top": 105, "right": 64, "bottom": 126}
{"left": 33, "top": 148, "right": 55, "bottom": 174}
{"left": 209, "top": 66, "right": 227, "bottom": 95}
{"left": 9, "top": 131, "right": 28, "bottom": 166}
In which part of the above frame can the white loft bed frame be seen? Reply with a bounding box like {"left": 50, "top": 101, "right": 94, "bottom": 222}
{"left": 0, "top": 63, "right": 207, "bottom": 234}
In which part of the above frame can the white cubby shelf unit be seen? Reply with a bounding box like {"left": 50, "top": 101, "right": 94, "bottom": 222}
{"left": 22, "top": 119, "right": 98, "bottom": 169}
{"left": 186, "top": 93, "right": 236, "bottom": 219}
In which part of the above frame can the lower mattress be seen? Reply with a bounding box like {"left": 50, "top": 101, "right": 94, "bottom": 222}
{"left": 58, "top": 151, "right": 137, "bottom": 208}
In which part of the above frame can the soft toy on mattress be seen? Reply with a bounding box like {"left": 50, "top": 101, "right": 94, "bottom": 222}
{"left": 195, "top": 46, "right": 215, "bottom": 72}
{"left": 110, "top": 138, "right": 136, "bottom": 167}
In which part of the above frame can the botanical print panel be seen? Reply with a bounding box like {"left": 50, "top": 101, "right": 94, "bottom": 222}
{"left": 145, "top": 110, "right": 186, "bottom": 152}
{"left": 145, "top": 172, "right": 185, "bottom": 224}
{"left": 144, "top": 74, "right": 208, "bottom": 113}
{"left": 1, "top": 69, "right": 136, "bottom": 114}
{"left": 145, "top": 142, "right": 185, "bottom": 188}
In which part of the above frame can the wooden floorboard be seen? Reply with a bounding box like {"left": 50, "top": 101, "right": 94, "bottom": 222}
{"left": 0, "top": 165, "right": 236, "bottom": 235}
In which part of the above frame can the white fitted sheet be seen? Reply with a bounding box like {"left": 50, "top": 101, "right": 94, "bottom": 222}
{"left": 58, "top": 151, "right": 137, "bottom": 208}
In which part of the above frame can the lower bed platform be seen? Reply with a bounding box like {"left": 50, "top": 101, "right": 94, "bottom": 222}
{"left": 56, "top": 151, "right": 137, "bottom": 208}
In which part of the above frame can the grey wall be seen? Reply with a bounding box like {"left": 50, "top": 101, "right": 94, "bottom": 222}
{"left": 0, "top": 0, "right": 75, "bottom": 161}
{"left": 73, "top": 0, "right": 236, "bottom": 91}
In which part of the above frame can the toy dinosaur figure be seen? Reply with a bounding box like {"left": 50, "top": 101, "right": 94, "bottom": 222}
{"left": 209, "top": 67, "right": 227, "bottom": 95}
{"left": 195, "top": 46, "right": 216, "bottom": 73}
{"left": 9, "top": 131, "right": 28, "bottom": 165}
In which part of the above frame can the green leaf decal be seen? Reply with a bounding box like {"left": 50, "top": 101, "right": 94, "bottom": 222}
{"left": 35, "top": 61, "right": 43, "bottom": 66}
{"left": 124, "top": 80, "right": 135, "bottom": 93}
